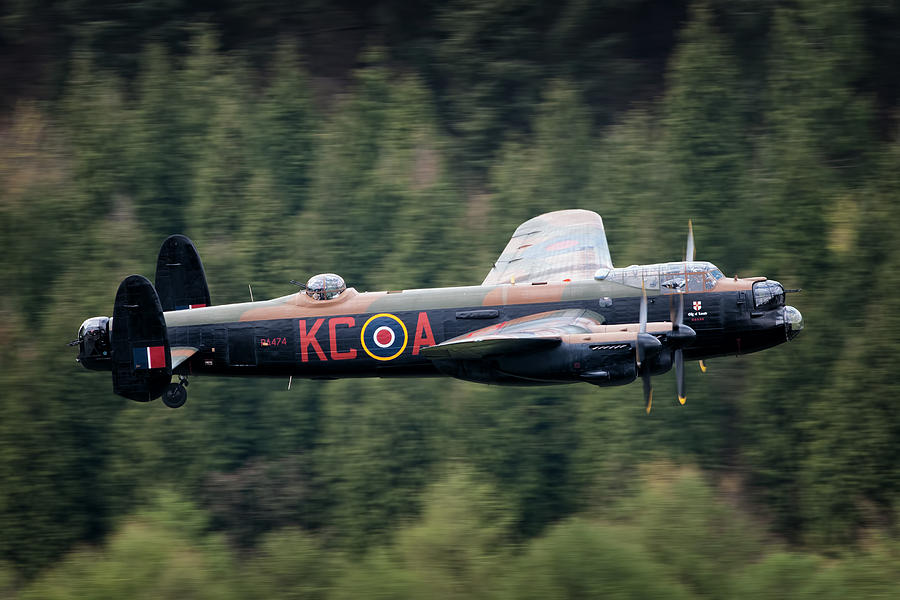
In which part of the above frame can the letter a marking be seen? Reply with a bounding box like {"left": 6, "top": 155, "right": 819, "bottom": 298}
{"left": 412, "top": 311, "right": 436, "bottom": 355}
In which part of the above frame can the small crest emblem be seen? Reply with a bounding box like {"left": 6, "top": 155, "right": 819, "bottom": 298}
{"left": 692, "top": 300, "right": 702, "bottom": 311}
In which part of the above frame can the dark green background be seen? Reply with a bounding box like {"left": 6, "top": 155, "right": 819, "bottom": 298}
{"left": 2, "top": 0, "right": 899, "bottom": 596}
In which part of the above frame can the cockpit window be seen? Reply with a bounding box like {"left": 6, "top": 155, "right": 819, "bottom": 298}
{"left": 753, "top": 280, "right": 785, "bottom": 310}
{"left": 306, "top": 273, "right": 346, "bottom": 300}
{"left": 660, "top": 263, "right": 685, "bottom": 293}
{"left": 687, "top": 272, "right": 705, "bottom": 292}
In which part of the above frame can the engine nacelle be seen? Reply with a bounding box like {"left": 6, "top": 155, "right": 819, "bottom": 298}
{"left": 433, "top": 341, "right": 641, "bottom": 387}
{"left": 493, "top": 342, "right": 589, "bottom": 383}
{"left": 646, "top": 348, "right": 673, "bottom": 377}
{"left": 572, "top": 342, "right": 639, "bottom": 386}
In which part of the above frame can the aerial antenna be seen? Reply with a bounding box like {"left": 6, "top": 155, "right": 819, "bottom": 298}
{"left": 248, "top": 284, "right": 254, "bottom": 302}
{"left": 289, "top": 279, "right": 307, "bottom": 290}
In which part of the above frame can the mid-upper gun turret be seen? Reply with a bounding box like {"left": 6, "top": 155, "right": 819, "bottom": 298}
{"left": 305, "top": 273, "right": 347, "bottom": 300}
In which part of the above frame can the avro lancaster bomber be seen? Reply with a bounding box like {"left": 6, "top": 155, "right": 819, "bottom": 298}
{"left": 72, "top": 210, "right": 803, "bottom": 413}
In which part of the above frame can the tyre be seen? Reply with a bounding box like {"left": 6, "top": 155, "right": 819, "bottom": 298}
{"left": 162, "top": 383, "right": 187, "bottom": 408}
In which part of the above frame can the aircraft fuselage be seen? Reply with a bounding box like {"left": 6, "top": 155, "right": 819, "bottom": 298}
{"left": 140, "top": 276, "right": 797, "bottom": 384}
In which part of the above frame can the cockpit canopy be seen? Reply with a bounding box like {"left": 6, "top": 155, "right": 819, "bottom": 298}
{"left": 306, "top": 273, "right": 346, "bottom": 300}
{"left": 595, "top": 261, "right": 725, "bottom": 292}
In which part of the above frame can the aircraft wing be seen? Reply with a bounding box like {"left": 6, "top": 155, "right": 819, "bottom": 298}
{"left": 421, "top": 309, "right": 603, "bottom": 360}
{"left": 171, "top": 346, "right": 199, "bottom": 371}
{"left": 482, "top": 209, "right": 613, "bottom": 285}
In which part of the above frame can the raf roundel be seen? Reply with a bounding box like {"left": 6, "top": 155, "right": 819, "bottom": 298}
{"left": 360, "top": 313, "right": 408, "bottom": 361}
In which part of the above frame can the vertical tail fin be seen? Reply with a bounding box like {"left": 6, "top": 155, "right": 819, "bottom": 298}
{"left": 111, "top": 275, "right": 171, "bottom": 402}
{"left": 155, "top": 235, "right": 211, "bottom": 312}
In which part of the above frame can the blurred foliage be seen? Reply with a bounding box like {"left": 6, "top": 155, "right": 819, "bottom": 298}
{"left": 2, "top": 0, "right": 900, "bottom": 595}
{"left": 13, "top": 472, "right": 900, "bottom": 599}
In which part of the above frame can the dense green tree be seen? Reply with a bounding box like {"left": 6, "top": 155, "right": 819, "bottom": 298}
{"left": 502, "top": 519, "right": 696, "bottom": 600}
{"left": 239, "top": 528, "right": 335, "bottom": 600}
{"left": 444, "top": 386, "right": 581, "bottom": 538}
{"left": 127, "top": 44, "right": 193, "bottom": 235}
{"left": 490, "top": 81, "right": 595, "bottom": 232}
{"left": 20, "top": 493, "right": 238, "bottom": 600}
{"left": 311, "top": 379, "right": 444, "bottom": 550}
{"left": 663, "top": 3, "right": 753, "bottom": 271}
{"left": 251, "top": 41, "right": 316, "bottom": 215}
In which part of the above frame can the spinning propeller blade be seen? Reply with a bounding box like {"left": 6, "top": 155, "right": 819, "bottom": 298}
{"left": 669, "top": 220, "right": 699, "bottom": 405}
{"left": 638, "top": 221, "right": 700, "bottom": 413}
{"left": 639, "top": 282, "right": 648, "bottom": 335}
{"left": 674, "top": 290, "right": 684, "bottom": 327}
{"left": 686, "top": 219, "right": 695, "bottom": 262}
{"left": 644, "top": 375, "right": 653, "bottom": 415}
{"left": 671, "top": 293, "right": 688, "bottom": 405}
{"left": 636, "top": 283, "right": 648, "bottom": 367}
{"left": 636, "top": 284, "right": 655, "bottom": 414}
{"left": 686, "top": 220, "right": 706, "bottom": 377}
{"left": 676, "top": 349, "right": 686, "bottom": 405}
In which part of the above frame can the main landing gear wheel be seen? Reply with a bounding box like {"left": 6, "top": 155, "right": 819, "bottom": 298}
{"left": 162, "top": 378, "right": 188, "bottom": 408}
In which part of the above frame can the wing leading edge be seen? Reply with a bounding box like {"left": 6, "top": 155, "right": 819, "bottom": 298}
{"left": 482, "top": 209, "right": 613, "bottom": 286}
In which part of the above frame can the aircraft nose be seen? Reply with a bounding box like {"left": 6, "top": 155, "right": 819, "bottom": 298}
{"left": 784, "top": 306, "right": 803, "bottom": 340}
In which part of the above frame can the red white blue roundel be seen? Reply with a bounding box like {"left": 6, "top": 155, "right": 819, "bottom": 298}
{"left": 360, "top": 313, "right": 408, "bottom": 361}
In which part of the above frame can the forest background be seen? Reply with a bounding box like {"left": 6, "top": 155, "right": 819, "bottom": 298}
{"left": 2, "top": 0, "right": 900, "bottom": 597}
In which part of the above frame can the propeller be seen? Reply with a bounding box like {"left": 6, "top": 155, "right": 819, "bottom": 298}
{"left": 686, "top": 219, "right": 695, "bottom": 262}
{"left": 687, "top": 220, "right": 706, "bottom": 375}
{"left": 635, "top": 221, "right": 701, "bottom": 413}
{"left": 636, "top": 283, "right": 661, "bottom": 414}
{"left": 668, "top": 282, "right": 697, "bottom": 405}
{"left": 669, "top": 220, "right": 700, "bottom": 405}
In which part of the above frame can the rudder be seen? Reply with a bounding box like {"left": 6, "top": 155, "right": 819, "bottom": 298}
{"left": 111, "top": 275, "right": 172, "bottom": 402}
{"left": 155, "top": 234, "right": 211, "bottom": 312}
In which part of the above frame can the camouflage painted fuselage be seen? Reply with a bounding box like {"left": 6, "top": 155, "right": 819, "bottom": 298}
{"left": 162, "top": 276, "right": 791, "bottom": 384}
